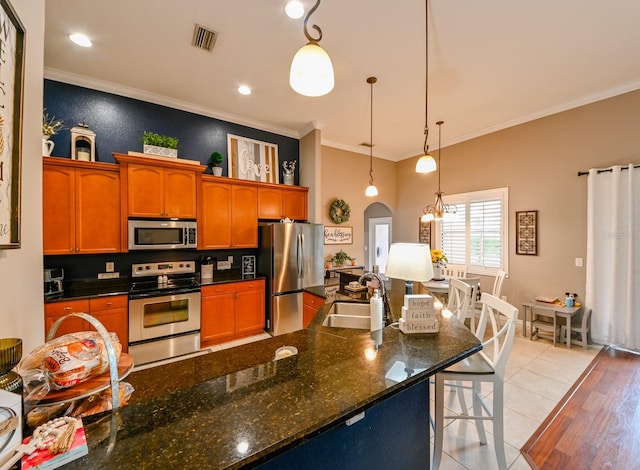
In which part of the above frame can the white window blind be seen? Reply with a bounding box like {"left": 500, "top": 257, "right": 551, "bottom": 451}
{"left": 437, "top": 187, "right": 508, "bottom": 276}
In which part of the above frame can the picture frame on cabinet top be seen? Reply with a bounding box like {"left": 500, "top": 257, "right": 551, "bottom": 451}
{"left": 0, "top": 0, "right": 25, "bottom": 249}
{"left": 227, "top": 134, "right": 279, "bottom": 184}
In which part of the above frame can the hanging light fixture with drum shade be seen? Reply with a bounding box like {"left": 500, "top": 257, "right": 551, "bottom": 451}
{"left": 365, "top": 76, "right": 379, "bottom": 197}
{"left": 289, "top": 0, "right": 334, "bottom": 97}
{"left": 415, "top": 0, "right": 437, "bottom": 174}
{"left": 421, "top": 121, "right": 456, "bottom": 221}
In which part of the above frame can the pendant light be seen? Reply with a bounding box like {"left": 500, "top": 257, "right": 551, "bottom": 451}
{"left": 421, "top": 121, "right": 456, "bottom": 221}
{"left": 415, "top": 0, "right": 437, "bottom": 173}
{"left": 289, "top": 0, "right": 334, "bottom": 97}
{"left": 365, "top": 76, "right": 379, "bottom": 197}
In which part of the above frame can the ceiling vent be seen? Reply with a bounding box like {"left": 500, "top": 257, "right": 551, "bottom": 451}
{"left": 192, "top": 24, "right": 218, "bottom": 52}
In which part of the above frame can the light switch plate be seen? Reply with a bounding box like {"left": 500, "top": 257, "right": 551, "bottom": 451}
{"left": 218, "top": 261, "right": 231, "bottom": 270}
{"left": 575, "top": 258, "right": 583, "bottom": 267}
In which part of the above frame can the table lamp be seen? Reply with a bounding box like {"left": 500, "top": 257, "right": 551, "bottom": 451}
{"left": 385, "top": 243, "right": 434, "bottom": 295}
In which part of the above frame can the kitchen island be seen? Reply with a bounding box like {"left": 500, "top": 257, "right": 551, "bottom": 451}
{"left": 60, "top": 287, "right": 481, "bottom": 469}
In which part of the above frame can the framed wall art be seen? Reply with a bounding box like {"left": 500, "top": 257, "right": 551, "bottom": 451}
{"left": 324, "top": 226, "right": 353, "bottom": 245}
{"left": 418, "top": 218, "right": 433, "bottom": 248}
{"left": 0, "top": 0, "right": 25, "bottom": 249}
{"left": 227, "top": 134, "right": 278, "bottom": 183}
{"left": 516, "top": 210, "right": 538, "bottom": 255}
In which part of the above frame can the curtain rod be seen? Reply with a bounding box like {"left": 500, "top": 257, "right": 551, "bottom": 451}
{"left": 577, "top": 164, "right": 640, "bottom": 176}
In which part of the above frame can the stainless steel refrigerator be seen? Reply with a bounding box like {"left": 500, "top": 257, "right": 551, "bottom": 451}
{"left": 259, "top": 223, "right": 324, "bottom": 336}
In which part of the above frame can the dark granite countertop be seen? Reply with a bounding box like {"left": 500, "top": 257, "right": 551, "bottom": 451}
{"left": 60, "top": 280, "right": 481, "bottom": 469}
{"left": 303, "top": 284, "right": 325, "bottom": 297}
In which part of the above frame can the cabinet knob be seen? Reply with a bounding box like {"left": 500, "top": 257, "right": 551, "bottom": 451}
{"left": 64, "top": 307, "right": 71, "bottom": 311}
{"left": 106, "top": 302, "right": 112, "bottom": 306}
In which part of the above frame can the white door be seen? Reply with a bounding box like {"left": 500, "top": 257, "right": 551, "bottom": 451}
{"left": 368, "top": 217, "right": 392, "bottom": 273}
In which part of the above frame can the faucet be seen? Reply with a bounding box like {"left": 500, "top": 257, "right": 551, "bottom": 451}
{"left": 358, "top": 272, "right": 391, "bottom": 325}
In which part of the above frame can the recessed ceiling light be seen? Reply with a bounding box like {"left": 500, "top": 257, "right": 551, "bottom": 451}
{"left": 285, "top": 1, "right": 304, "bottom": 19}
{"left": 69, "top": 33, "right": 92, "bottom": 47}
{"left": 237, "top": 85, "right": 252, "bottom": 96}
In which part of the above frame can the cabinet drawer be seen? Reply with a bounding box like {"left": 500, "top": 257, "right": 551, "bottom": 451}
{"left": 303, "top": 292, "right": 324, "bottom": 308}
{"left": 89, "top": 295, "right": 128, "bottom": 312}
{"left": 202, "top": 283, "right": 236, "bottom": 296}
{"left": 45, "top": 299, "right": 90, "bottom": 316}
{"left": 235, "top": 279, "right": 265, "bottom": 292}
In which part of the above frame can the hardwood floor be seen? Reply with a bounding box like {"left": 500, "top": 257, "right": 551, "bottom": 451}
{"left": 521, "top": 346, "right": 640, "bottom": 469}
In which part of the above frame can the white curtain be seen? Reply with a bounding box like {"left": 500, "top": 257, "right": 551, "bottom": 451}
{"left": 586, "top": 164, "right": 640, "bottom": 351}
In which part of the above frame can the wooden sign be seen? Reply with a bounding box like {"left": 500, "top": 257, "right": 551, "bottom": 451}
{"left": 324, "top": 226, "right": 353, "bottom": 245}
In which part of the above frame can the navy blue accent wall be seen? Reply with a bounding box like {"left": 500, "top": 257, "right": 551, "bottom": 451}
{"left": 43, "top": 80, "right": 299, "bottom": 183}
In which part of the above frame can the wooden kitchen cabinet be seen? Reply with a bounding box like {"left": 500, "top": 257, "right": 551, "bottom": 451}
{"left": 257, "top": 185, "right": 308, "bottom": 221}
{"left": 303, "top": 291, "right": 324, "bottom": 328}
{"left": 200, "top": 279, "right": 265, "bottom": 347}
{"left": 45, "top": 295, "right": 129, "bottom": 352}
{"left": 43, "top": 159, "right": 123, "bottom": 255}
{"left": 114, "top": 153, "right": 203, "bottom": 219}
{"left": 201, "top": 283, "right": 236, "bottom": 344}
{"left": 198, "top": 177, "right": 258, "bottom": 249}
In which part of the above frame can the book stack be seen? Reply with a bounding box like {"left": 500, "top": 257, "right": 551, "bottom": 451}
{"left": 399, "top": 294, "right": 439, "bottom": 334}
{"left": 21, "top": 419, "right": 88, "bottom": 470}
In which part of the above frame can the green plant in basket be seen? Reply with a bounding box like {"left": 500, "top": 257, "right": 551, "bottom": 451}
{"left": 142, "top": 131, "right": 179, "bottom": 149}
{"left": 332, "top": 250, "right": 352, "bottom": 267}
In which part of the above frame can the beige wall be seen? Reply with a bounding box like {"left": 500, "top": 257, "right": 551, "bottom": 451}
{"left": 320, "top": 146, "right": 397, "bottom": 265}
{"left": 0, "top": 1, "right": 45, "bottom": 351}
{"left": 394, "top": 89, "right": 640, "bottom": 313}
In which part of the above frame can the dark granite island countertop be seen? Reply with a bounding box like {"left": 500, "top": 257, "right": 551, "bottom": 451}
{"left": 62, "top": 286, "right": 481, "bottom": 469}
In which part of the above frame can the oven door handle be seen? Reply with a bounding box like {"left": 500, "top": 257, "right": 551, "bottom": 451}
{"left": 129, "top": 287, "right": 201, "bottom": 300}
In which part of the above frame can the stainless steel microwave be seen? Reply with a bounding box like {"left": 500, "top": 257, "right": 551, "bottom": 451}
{"left": 128, "top": 219, "right": 197, "bottom": 250}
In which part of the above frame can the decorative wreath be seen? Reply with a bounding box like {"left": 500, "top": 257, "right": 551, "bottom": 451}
{"left": 329, "top": 199, "right": 351, "bottom": 224}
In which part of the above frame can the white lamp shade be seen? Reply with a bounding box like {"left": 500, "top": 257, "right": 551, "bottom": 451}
{"left": 290, "top": 43, "right": 335, "bottom": 97}
{"left": 365, "top": 184, "right": 378, "bottom": 197}
{"left": 385, "top": 243, "right": 434, "bottom": 282}
{"left": 415, "top": 154, "right": 437, "bottom": 173}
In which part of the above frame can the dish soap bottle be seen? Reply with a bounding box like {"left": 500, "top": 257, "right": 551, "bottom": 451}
{"left": 370, "top": 289, "right": 384, "bottom": 331}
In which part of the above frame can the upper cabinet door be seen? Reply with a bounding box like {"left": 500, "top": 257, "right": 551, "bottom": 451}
{"left": 282, "top": 187, "right": 308, "bottom": 221}
{"left": 43, "top": 164, "right": 76, "bottom": 254}
{"left": 127, "top": 164, "right": 165, "bottom": 217}
{"left": 164, "top": 169, "right": 197, "bottom": 218}
{"left": 257, "top": 187, "right": 283, "bottom": 219}
{"left": 75, "top": 169, "right": 121, "bottom": 253}
{"left": 199, "top": 181, "right": 232, "bottom": 249}
{"left": 231, "top": 185, "right": 258, "bottom": 248}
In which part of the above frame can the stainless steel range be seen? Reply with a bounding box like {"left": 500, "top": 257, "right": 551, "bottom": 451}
{"left": 129, "top": 261, "right": 201, "bottom": 365}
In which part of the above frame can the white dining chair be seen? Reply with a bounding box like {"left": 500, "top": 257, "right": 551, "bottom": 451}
{"left": 458, "top": 276, "right": 480, "bottom": 331}
{"left": 446, "top": 278, "right": 473, "bottom": 322}
{"left": 491, "top": 269, "right": 507, "bottom": 297}
{"left": 432, "top": 293, "right": 519, "bottom": 470}
{"left": 442, "top": 264, "right": 467, "bottom": 279}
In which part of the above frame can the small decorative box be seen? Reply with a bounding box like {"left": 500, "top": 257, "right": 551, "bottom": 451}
{"left": 403, "top": 294, "right": 434, "bottom": 310}
{"left": 399, "top": 318, "right": 440, "bottom": 334}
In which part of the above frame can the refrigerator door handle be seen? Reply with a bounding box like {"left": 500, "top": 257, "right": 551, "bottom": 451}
{"left": 298, "top": 233, "right": 305, "bottom": 278}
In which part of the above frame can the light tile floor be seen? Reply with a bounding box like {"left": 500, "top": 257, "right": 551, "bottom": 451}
{"left": 431, "top": 321, "right": 601, "bottom": 469}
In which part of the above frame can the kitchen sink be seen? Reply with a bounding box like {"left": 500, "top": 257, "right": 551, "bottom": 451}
{"left": 322, "top": 302, "right": 371, "bottom": 329}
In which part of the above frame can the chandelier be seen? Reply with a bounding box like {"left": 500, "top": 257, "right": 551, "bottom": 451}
{"left": 421, "top": 121, "right": 456, "bottom": 222}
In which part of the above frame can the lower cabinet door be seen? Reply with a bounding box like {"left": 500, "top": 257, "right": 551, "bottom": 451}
{"left": 235, "top": 281, "right": 265, "bottom": 335}
{"left": 201, "top": 291, "right": 236, "bottom": 344}
{"left": 90, "top": 307, "right": 129, "bottom": 353}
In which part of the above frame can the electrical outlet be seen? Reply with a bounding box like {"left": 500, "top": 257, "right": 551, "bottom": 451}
{"left": 106, "top": 262, "right": 115, "bottom": 273}
{"left": 575, "top": 258, "right": 583, "bottom": 267}
{"left": 227, "top": 256, "right": 234, "bottom": 264}
{"left": 98, "top": 272, "right": 120, "bottom": 280}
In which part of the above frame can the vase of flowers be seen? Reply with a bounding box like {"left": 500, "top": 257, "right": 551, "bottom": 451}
{"left": 431, "top": 249, "right": 447, "bottom": 280}
{"left": 42, "top": 111, "right": 64, "bottom": 156}
{"left": 282, "top": 160, "right": 295, "bottom": 185}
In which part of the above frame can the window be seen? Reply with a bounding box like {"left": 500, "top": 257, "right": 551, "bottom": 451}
{"left": 435, "top": 187, "right": 508, "bottom": 276}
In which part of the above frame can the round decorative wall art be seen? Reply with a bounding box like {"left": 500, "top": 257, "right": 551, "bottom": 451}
{"left": 329, "top": 199, "right": 351, "bottom": 224}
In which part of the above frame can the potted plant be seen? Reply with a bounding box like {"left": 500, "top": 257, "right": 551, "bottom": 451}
{"left": 142, "top": 131, "right": 179, "bottom": 158}
{"left": 207, "top": 151, "right": 224, "bottom": 176}
{"left": 431, "top": 249, "right": 447, "bottom": 280}
{"left": 331, "top": 249, "right": 352, "bottom": 267}
{"left": 42, "top": 111, "right": 64, "bottom": 156}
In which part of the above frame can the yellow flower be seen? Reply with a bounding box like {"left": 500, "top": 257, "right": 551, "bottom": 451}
{"left": 431, "top": 249, "right": 447, "bottom": 264}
